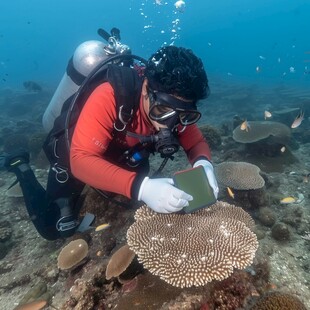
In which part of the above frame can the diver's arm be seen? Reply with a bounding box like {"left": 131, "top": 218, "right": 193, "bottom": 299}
{"left": 70, "top": 83, "right": 139, "bottom": 198}
{"left": 179, "top": 125, "right": 219, "bottom": 199}
{"left": 178, "top": 124, "right": 211, "bottom": 164}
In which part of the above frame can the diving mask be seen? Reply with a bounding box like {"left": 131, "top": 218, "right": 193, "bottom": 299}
{"left": 148, "top": 89, "right": 201, "bottom": 127}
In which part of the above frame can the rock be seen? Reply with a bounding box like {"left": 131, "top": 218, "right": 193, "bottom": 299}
{"left": 0, "top": 242, "right": 9, "bottom": 259}
{"left": 271, "top": 222, "right": 291, "bottom": 241}
{"left": 0, "top": 221, "right": 13, "bottom": 242}
{"left": 258, "top": 207, "right": 276, "bottom": 227}
{"left": 0, "top": 178, "right": 5, "bottom": 187}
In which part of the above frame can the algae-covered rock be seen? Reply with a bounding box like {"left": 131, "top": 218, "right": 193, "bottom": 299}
{"left": 0, "top": 221, "right": 13, "bottom": 242}
{"left": 18, "top": 281, "right": 47, "bottom": 305}
{"left": 0, "top": 242, "right": 9, "bottom": 260}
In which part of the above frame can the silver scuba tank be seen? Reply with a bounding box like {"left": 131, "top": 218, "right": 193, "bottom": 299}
{"left": 42, "top": 37, "right": 131, "bottom": 132}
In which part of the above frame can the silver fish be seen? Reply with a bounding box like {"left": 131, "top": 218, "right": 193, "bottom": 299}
{"left": 291, "top": 110, "right": 304, "bottom": 128}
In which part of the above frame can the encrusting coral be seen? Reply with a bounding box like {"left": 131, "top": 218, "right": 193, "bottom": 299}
{"left": 127, "top": 202, "right": 258, "bottom": 288}
{"left": 249, "top": 291, "right": 307, "bottom": 310}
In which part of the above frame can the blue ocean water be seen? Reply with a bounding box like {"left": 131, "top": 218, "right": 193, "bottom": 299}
{"left": 1, "top": 2, "right": 310, "bottom": 309}
{"left": 1, "top": 0, "right": 309, "bottom": 90}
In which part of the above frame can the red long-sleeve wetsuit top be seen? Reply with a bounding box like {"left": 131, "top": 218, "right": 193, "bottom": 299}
{"left": 70, "top": 82, "right": 211, "bottom": 199}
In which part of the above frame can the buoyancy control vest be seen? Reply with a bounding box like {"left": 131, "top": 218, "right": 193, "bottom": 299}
{"left": 43, "top": 56, "right": 146, "bottom": 185}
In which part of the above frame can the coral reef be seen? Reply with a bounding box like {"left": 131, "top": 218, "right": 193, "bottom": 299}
{"left": 207, "top": 270, "right": 257, "bottom": 310}
{"left": 61, "top": 278, "right": 105, "bottom": 310}
{"left": 271, "top": 223, "right": 291, "bottom": 241}
{"left": 105, "top": 244, "right": 136, "bottom": 280}
{"left": 57, "top": 239, "right": 89, "bottom": 270}
{"left": 257, "top": 208, "right": 277, "bottom": 227}
{"left": 215, "top": 161, "right": 265, "bottom": 190}
{"left": 232, "top": 121, "right": 291, "bottom": 145}
{"left": 199, "top": 124, "right": 222, "bottom": 150}
{"left": 201, "top": 254, "right": 271, "bottom": 310}
{"left": 249, "top": 291, "right": 307, "bottom": 310}
{"left": 127, "top": 202, "right": 258, "bottom": 287}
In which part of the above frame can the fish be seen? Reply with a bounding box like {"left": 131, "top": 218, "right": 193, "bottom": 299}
{"left": 23, "top": 80, "right": 42, "bottom": 92}
{"left": 240, "top": 120, "right": 250, "bottom": 132}
{"left": 289, "top": 66, "right": 295, "bottom": 73}
{"left": 280, "top": 196, "right": 296, "bottom": 204}
{"left": 264, "top": 110, "right": 272, "bottom": 120}
{"left": 95, "top": 223, "right": 110, "bottom": 232}
{"left": 227, "top": 187, "right": 235, "bottom": 199}
{"left": 14, "top": 300, "right": 47, "bottom": 310}
{"left": 291, "top": 110, "right": 304, "bottom": 128}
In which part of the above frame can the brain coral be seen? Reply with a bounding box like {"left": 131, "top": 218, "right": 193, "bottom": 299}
{"left": 215, "top": 161, "right": 265, "bottom": 190}
{"left": 127, "top": 202, "right": 258, "bottom": 288}
{"left": 249, "top": 291, "right": 307, "bottom": 310}
{"left": 233, "top": 121, "right": 291, "bottom": 144}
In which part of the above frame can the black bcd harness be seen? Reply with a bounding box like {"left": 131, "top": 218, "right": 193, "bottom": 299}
{"left": 43, "top": 55, "right": 145, "bottom": 187}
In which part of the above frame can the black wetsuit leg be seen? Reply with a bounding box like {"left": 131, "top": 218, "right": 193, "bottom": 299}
{"left": 12, "top": 164, "right": 85, "bottom": 240}
{"left": 12, "top": 163, "right": 61, "bottom": 240}
{"left": 46, "top": 167, "right": 85, "bottom": 233}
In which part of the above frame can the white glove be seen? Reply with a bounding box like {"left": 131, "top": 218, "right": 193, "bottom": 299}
{"left": 193, "top": 159, "right": 219, "bottom": 199}
{"left": 138, "top": 177, "right": 193, "bottom": 213}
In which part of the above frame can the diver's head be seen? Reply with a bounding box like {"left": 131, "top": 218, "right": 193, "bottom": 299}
{"left": 144, "top": 46, "right": 210, "bottom": 129}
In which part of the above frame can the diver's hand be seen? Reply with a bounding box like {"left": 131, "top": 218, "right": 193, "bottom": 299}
{"left": 193, "top": 159, "right": 219, "bottom": 199}
{"left": 138, "top": 177, "right": 193, "bottom": 213}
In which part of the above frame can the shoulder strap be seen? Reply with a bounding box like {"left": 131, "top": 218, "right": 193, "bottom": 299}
{"left": 106, "top": 65, "right": 142, "bottom": 131}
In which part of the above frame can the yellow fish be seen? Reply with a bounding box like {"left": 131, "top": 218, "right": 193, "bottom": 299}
{"left": 227, "top": 187, "right": 235, "bottom": 199}
{"left": 95, "top": 223, "right": 110, "bottom": 232}
{"left": 280, "top": 196, "right": 296, "bottom": 204}
{"left": 240, "top": 120, "right": 250, "bottom": 132}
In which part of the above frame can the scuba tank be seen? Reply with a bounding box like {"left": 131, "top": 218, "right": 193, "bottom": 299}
{"left": 42, "top": 28, "right": 131, "bottom": 132}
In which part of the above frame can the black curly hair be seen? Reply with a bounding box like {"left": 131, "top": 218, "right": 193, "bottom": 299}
{"left": 144, "top": 46, "right": 209, "bottom": 101}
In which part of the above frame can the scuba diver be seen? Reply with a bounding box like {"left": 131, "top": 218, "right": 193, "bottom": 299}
{"left": 0, "top": 28, "right": 219, "bottom": 241}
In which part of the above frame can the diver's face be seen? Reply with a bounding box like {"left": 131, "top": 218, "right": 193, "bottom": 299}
{"left": 142, "top": 79, "right": 201, "bottom": 131}
{"left": 142, "top": 80, "right": 167, "bottom": 131}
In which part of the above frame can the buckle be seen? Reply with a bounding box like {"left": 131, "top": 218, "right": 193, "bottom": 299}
{"left": 51, "top": 164, "right": 69, "bottom": 183}
{"left": 56, "top": 216, "right": 79, "bottom": 232}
